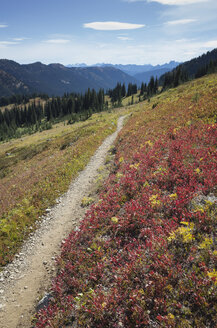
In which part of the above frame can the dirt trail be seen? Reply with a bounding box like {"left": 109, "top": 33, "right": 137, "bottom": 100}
{"left": 0, "top": 115, "right": 127, "bottom": 328}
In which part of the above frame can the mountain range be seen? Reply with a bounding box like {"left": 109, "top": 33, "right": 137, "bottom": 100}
{"left": 0, "top": 60, "right": 138, "bottom": 97}
{"left": 67, "top": 61, "right": 179, "bottom": 83}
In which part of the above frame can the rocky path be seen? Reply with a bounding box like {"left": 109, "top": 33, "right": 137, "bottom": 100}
{"left": 0, "top": 115, "right": 127, "bottom": 328}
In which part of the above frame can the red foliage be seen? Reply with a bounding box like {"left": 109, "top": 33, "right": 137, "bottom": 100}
{"left": 34, "top": 119, "right": 217, "bottom": 327}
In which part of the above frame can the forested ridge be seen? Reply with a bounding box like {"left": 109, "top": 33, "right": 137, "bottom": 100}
{"left": 160, "top": 48, "right": 217, "bottom": 89}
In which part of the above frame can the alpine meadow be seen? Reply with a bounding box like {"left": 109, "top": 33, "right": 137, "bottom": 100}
{"left": 0, "top": 0, "right": 217, "bottom": 327}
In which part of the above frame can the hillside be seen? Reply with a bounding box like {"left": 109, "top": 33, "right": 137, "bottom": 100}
{"left": 0, "top": 69, "right": 30, "bottom": 96}
{"left": 160, "top": 48, "right": 217, "bottom": 86}
{"left": 0, "top": 60, "right": 138, "bottom": 97}
{"left": 33, "top": 73, "right": 217, "bottom": 327}
{"left": 134, "top": 67, "right": 173, "bottom": 83}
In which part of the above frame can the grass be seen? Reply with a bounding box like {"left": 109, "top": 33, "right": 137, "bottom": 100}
{"left": 0, "top": 107, "right": 131, "bottom": 267}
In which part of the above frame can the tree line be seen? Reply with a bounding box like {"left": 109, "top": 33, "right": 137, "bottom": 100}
{"left": 0, "top": 93, "right": 49, "bottom": 107}
{"left": 161, "top": 55, "right": 217, "bottom": 90}
{"left": 107, "top": 83, "right": 137, "bottom": 105}
{"left": 0, "top": 88, "right": 106, "bottom": 141}
{"left": 1, "top": 78, "right": 159, "bottom": 141}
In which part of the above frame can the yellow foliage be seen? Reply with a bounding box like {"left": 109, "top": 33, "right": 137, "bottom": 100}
{"left": 111, "top": 217, "right": 119, "bottom": 224}
{"left": 168, "top": 313, "right": 175, "bottom": 320}
{"left": 116, "top": 172, "right": 123, "bottom": 179}
{"left": 198, "top": 237, "right": 213, "bottom": 250}
{"left": 145, "top": 140, "right": 153, "bottom": 147}
{"left": 153, "top": 167, "right": 167, "bottom": 176}
{"left": 149, "top": 194, "right": 161, "bottom": 207}
{"left": 169, "top": 193, "right": 178, "bottom": 200}
{"left": 130, "top": 163, "right": 140, "bottom": 169}
{"left": 81, "top": 197, "right": 94, "bottom": 207}
{"left": 168, "top": 222, "right": 195, "bottom": 243}
{"left": 207, "top": 269, "right": 217, "bottom": 285}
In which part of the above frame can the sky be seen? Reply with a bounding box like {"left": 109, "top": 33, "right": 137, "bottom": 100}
{"left": 0, "top": 0, "right": 217, "bottom": 65}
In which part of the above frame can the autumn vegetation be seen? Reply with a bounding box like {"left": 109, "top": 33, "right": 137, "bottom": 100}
{"left": 0, "top": 107, "right": 130, "bottom": 266}
{"left": 34, "top": 73, "right": 217, "bottom": 327}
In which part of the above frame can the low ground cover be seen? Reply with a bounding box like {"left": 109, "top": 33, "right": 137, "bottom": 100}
{"left": 35, "top": 74, "right": 217, "bottom": 327}
{"left": 0, "top": 108, "right": 129, "bottom": 266}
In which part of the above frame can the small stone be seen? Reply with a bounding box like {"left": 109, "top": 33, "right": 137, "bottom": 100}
{"left": 0, "top": 290, "right": 4, "bottom": 294}
{"left": 43, "top": 261, "right": 47, "bottom": 265}
{"left": 24, "top": 286, "right": 28, "bottom": 290}
{"left": 3, "top": 271, "right": 10, "bottom": 278}
{"left": 0, "top": 303, "right": 5, "bottom": 310}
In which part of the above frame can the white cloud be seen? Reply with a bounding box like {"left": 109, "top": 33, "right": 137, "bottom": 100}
{"left": 83, "top": 21, "right": 145, "bottom": 31}
{"left": 204, "top": 40, "right": 217, "bottom": 48}
{"left": 117, "top": 36, "right": 133, "bottom": 40}
{"left": 44, "top": 39, "right": 70, "bottom": 44}
{"left": 0, "top": 24, "right": 8, "bottom": 28}
{"left": 125, "top": 0, "right": 208, "bottom": 3}
{"left": 0, "top": 41, "right": 20, "bottom": 45}
{"left": 147, "top": 0, "right": 208, "bottom": 5}
{"left": 166, "top": 18, "right": 197, "bottom": 25}
{"left": 12, "top": 37, "right": 30, "bottom": 41}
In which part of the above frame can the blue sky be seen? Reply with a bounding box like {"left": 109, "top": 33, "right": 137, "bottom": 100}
{"left": 0, "top": 0, "right": 217, "bottom": 65}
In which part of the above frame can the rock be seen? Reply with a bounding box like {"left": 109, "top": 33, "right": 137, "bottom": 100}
{"left": 43, "top": 261, "right": 47, "bottom": 265}
{"left": 24, "top": 286, "right": 28, "bottom": 289}
{"left": 3, "top": 271, "right": 10, "bottom": 278}
{"left": 36, "top": 293, "right": 53, "bottom": 312}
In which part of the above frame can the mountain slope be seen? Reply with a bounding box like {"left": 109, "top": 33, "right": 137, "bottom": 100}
{"left": 0, "top": 69, "right": 30, "bottom": 96}
{"left": 34, "top": 73, "right": 217, "bottom": 328}
{"left": 0, "top": 60, "right": 138, "bottom": 97}
{"left": 134, "top": 67, "right": 173, "bottom": 83}
{"left": 160, "top": 48, "right": 217, "bottom": 85}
